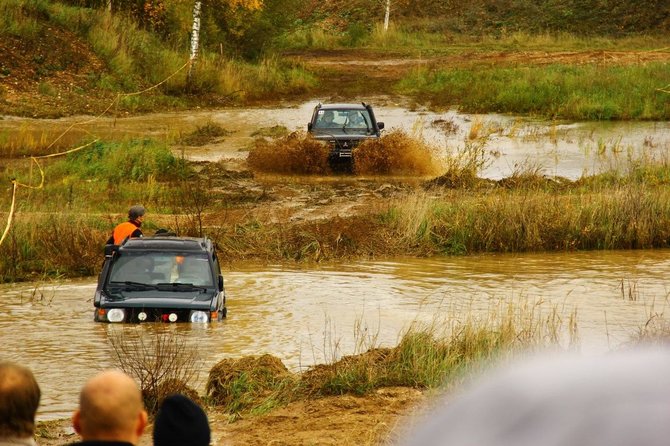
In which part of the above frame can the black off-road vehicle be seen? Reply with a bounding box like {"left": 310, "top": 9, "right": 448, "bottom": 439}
{"left": 307, "top": 103, "right": 384, "bottom": 164}
{"left": 94, "top": 236, "right": 227, "bottom": 323}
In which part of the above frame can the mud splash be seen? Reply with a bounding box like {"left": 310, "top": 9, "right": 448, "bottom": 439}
{"left": 354, "top": 130, "right": 442, "bottom": 176}
{"left": 246, "top": 130, "right": 442, "bottom": 176}
{"left": 247, "top": 131, "right": 331, "bottom": 174}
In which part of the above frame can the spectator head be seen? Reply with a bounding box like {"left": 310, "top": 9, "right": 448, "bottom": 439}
{"left": 0, "top": 361, "right": 41, "bottom": 439}
{"left": 153, "top": 394, "right": 210, "bottom": 446}
{"left": 128, "top": 205, "right": 146, "bottom": 221}
{"left": 72, "top": 370, "right": 147, "bottom": 444}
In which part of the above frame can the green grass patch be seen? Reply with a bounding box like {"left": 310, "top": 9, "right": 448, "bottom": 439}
{"left": 47, "top": 139, "right": 186, "bottom": 183}
{"left": 178, "top": 121, "right": 232, "bottom": 146}
{"left": 397, "top": 63, "right": 670, "bottom": 120}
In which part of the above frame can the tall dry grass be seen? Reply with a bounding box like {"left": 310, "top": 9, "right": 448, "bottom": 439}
{"left": 384, "top": 183, "right": 670, "bottom": 255}
{"left": 0, "top": 214, "right": 107, "bottom": 282}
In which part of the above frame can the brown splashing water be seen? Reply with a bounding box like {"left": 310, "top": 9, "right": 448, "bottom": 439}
{"left": 1, "top": 250, "right": 668, "bottom": 420}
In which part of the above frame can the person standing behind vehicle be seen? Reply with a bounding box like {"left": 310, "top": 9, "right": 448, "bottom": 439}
{"left": 107, "top": 205, "right": 146, "bottom": 245}
{"left": 0, "top": 361, "right": 41, "bottom": 446}
{"left": 70, "top": 370, "right": 147, "bottom": 446}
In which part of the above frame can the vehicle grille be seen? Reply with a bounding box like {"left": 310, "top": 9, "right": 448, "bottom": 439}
{"left": 126, "top": 308, "right": 192, "bottom": 323}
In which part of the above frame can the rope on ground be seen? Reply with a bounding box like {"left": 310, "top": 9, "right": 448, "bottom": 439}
{"left": 0, "top": 181, "right": 17, "bottom": 247}
{"left": 46, "top": 59, "right": 191, "bottom": 150}
{"left": 0, "top": 59, "right": 192, "bottom": 248}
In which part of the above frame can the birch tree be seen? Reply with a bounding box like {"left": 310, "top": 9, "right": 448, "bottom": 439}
{"left": 187, "top": 1, "right": 202, "bottom": 83}
{"left": 187, "top": 0, "right": 263, "bottom": 83}
{"left": 383, "top": 0, "right": 390, "bottom": 32}
{"left": 378, "top": 0, "right": 409, "bottom": 33}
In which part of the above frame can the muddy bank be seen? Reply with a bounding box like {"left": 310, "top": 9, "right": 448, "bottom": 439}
{"left": 35, "top": 386, "right": 427, "bottom": 446}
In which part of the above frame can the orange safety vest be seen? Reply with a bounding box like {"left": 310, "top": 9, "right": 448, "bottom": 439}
{"left": 112, "top": 221, "right": 141, "bottom": 245}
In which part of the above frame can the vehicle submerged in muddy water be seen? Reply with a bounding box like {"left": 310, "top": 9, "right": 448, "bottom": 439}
{"left": 94, "top": 236, "right": 227, "bottom": 323}
{"left": 307, "top": 103, "right": 385, "bottom": 165}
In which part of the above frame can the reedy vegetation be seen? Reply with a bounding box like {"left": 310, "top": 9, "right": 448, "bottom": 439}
{"left": 110, "top": 294, "right": 670, "bottom": 420}
{"left": 158, "top": 298, "right": 579, "bottom": 416}
{"left": 1, "top": 135, "right": 670, "bottom": 281}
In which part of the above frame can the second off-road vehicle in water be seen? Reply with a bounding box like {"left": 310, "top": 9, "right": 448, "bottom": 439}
{"left": 94, "top": 236, "right": 227, "bottom": 323}
{"left": 307, "top": 103, "right": 384, "bottom": 165}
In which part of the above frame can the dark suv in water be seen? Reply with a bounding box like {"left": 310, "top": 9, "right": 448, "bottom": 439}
{"left": 307, "top": 102, "right": 384, "bottom": 163}
{"left": 94, "top": 236, "right": 227, "bottom": 323}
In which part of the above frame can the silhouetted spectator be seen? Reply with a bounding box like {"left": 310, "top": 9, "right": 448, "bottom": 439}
{"left": 153, "top": 394, "right": 210, "bottom": 446}
{"left": 0, "top": 361, "right": 41, "bottom": 446}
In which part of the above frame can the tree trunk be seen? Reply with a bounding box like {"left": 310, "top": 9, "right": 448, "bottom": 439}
{"left": 187, "top": 1, "right": 202, "bottom": 85}
{"left": 383, "top": 0, "right": 390, "bottom": 32}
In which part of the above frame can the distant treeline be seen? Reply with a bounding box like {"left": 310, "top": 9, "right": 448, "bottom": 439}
{"left": 45, "top": 0, "right": 669, "bottom": 61}
{"left": 312, "top": 0, "right": 669, "bottom": 36}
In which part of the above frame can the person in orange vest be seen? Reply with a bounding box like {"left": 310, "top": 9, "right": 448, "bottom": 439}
{"left": 106, "top": 205, "right": 146, "bottom": 245}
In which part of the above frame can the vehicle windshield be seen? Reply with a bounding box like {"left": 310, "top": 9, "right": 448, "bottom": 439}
{"left": 312, "top": 108, "right": 372, "bottom": 133}
{"left": 107, "top": 252, "right": 215, "bottom": 288}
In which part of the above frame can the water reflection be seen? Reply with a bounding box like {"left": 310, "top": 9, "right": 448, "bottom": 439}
{"left": 1, "top": 250, "right": 668, "bottom": 420}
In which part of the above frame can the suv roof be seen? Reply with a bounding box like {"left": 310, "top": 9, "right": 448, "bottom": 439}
{"left": 116, "top": 236, "right": 214, "bottom": 254}
{"left": 316, "top": 103, "right": 368, "bottom": 111}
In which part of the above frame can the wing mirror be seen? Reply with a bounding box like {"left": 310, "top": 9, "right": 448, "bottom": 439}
{"left": 377, "top": 122, "right": 385, "bottom": 130}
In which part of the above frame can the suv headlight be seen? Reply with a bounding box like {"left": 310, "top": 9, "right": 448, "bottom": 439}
{"left": 107, "top": 308, "right": 126, "bottom": 323}
{"left": 190, "top": 310, "right": 209, "bottom": 323}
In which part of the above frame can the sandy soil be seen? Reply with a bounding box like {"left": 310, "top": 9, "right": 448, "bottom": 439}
{"left": 36, "top": 387, "right": 430, "bottom": 446}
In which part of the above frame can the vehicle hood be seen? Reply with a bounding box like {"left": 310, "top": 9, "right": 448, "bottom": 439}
{"left": 311, "top": 131, "right": 376, "bottom": 140}
{"left": 101, "top": 291, "right": 215, "bottom": 309}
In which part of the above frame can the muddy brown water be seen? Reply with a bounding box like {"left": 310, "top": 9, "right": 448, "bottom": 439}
{"left": 2, "top": 99, "right": 670, "bottom": 179}
{"left": 1, "top": 250, "right": 669, "bottom": 420}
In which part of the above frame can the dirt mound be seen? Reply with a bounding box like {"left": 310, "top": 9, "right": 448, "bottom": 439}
{"left": 0, "top": 25, "right": 110, "bottom": 117}
{"left": 143, "top": 378, "right": 202, "bottom": 416}
{"left": 302, "top": 348, "right": 394, "bottom": 395}
{"left": 206, "top": 354, "right": 296, "bottom": 411}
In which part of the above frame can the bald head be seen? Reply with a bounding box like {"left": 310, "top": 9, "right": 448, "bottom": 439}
{"left": 0, "top": 361, "right": 40, "bottom": 438}
{"left": 73, "top": 370, "right": 147, "bottom": 444}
